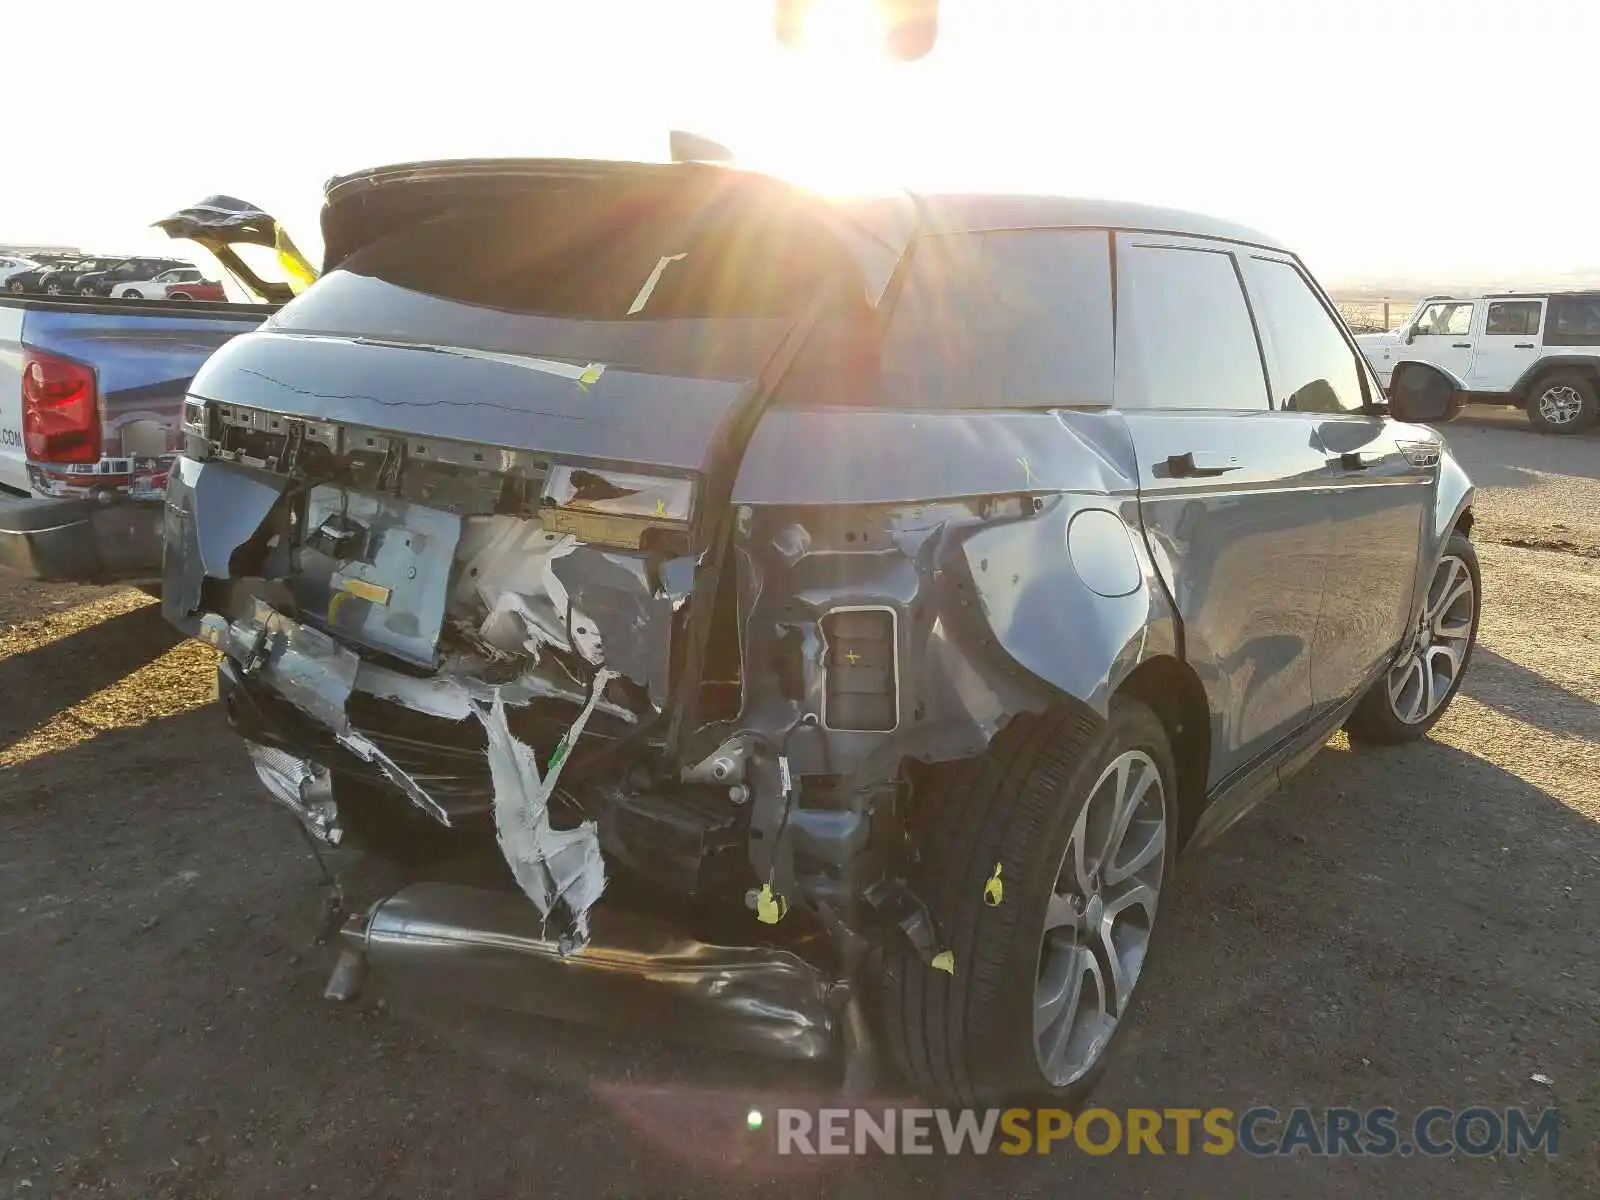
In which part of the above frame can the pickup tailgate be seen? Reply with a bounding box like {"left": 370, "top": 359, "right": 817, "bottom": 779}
{"left": 0, "top": 303, "right": 27, "bottom": 492}
{"left": 1, "top": 297, "right": 271, "bottom": 499}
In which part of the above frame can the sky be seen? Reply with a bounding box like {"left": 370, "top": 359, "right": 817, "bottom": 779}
{"left": 4, "top": 0, "right": 1595, "bottom": 287}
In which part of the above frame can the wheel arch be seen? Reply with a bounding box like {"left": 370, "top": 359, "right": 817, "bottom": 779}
{"left": 1511, "top": 356, "right": 1600, "bottom": 404}
{"left": 1115, "top": 654, "right": 1210, "bottom": 846}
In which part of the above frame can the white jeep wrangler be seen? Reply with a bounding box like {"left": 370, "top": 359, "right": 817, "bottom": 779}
{"left": 1356, "top": 292, "right": 1600, "bottom": 434}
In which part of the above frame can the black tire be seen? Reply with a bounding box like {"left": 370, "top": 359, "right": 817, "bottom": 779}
{"left": 1525, "top": 370, "right": 1598, "bottom": 434}
{"left": 1345, "top": 532, "right": 1480, "bottom": 745}
{"left": 6, "top": 280, "right": 24, "bottom": 294}
{"left": 169, "top": 292, "right": 192, "bottom": 301}
{"left": 44, "top": 282, "right": 62, "bottom": 295}
{"left": 881, "top": 697, "right": 1179, "bottom": 1106}
{"left": 123, "top": 289, "right": 143, "bottom": 300}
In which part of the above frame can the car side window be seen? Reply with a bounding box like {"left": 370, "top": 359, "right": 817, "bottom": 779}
{"left": 1412, "top": 301, "right": 1473, "bottom": 337}
{"left": 875, "top": 229, "right": 1114, "bottom": 408}
{"left": 1241, "top": 257, "right": 1366, "bottom": 414}
{"left": 1114, "top": 243, "right": 1268, "bottom": 410}
{"left": 1484, "top": 301, "right": 1541, "bottom": 336}
{"left": 1548, "top": 298, "right": 1600, "bottom": 345}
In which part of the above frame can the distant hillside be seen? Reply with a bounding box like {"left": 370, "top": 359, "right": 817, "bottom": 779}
{"left": 1329, "top": 268, "right": 1600, "bottom": 300}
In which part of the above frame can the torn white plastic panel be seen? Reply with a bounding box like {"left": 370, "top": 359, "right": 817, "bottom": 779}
{"left": 478, "top": 668, "right": 619, "bottom": 953}
{"left": 449, "top": 515, "right": 606, "bottom": 667}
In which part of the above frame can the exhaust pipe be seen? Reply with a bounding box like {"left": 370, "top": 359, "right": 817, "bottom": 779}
{"left": 328, "top": 883, "right": 837, "bottom": 1061}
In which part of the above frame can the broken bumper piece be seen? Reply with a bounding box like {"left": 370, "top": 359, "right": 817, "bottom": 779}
{"left": 246, "top": 742, "right": 342, "bottom": 845}
{"left": 201, "top": 599, "right": 455, "bottom": 827}
{"left": 331, "top": 882, "right": 836, "bottom": 1061}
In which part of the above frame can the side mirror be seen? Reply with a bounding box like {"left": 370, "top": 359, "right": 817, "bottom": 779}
{"left": 1403, "top": 326, "right": 1417, "bottom": 345}
{"left": 1388, "top": 363, "right": 1464, "bottom": 424}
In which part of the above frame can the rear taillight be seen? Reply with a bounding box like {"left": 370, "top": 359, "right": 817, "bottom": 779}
{"left": 22, "top": 348, "right": 100, "bottom": 463}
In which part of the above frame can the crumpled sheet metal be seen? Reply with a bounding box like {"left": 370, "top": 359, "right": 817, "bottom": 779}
{"left": 200, "top": 598, "right": 453, "bottom": 824}
{"left": 354, "top": 658, "right": 639, "bottom": 725}
{"left": 450, "top": 515, "right": 683, "bottom": 704}
{"left": 452, "top": 517, "right": 592, "bottom": 660}
{"left": 477, "top": 669, "right": 619, "bottom": 953}
{"left": 199, "top": 599, "right": 358, "bottom": 735}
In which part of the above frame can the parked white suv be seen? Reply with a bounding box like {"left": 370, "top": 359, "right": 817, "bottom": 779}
{"left": 110, "top": 266, "right": 206, "bottom": 300}
{"left": 1356, "top": 292, "right": 1600, "bottom": 433}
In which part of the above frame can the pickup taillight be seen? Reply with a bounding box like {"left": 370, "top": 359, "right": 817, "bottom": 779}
{"left": 22, "top": 347, "right": 100, "bottom": 463}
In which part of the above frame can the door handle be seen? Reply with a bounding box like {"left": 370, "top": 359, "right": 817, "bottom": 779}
{"left": 1514, "top": 342, "right": 1536, "bottom": 349}
{"left": 1164, "top": 450, "right": 1241, "bottom": 478}
{"left": 1336, "top": 451, "right": 1384, "bottom": 471}
{"left": 1451, "top": 342, "right": 1472, "bottom": 349}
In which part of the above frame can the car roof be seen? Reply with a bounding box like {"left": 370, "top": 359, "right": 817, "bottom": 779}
{"left": 1421, "top": 290, "right": 1600, "bottom": 303}
{"left": 328, "top": 157, "right": 1288, "bottom": 254}
{"left": 900, "top": 192, "right": 1285, "bottom": 250}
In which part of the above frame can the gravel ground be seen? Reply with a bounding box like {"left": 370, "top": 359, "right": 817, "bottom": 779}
{"left": 1, "top": 408, "right": 1597, "bottom": 1198}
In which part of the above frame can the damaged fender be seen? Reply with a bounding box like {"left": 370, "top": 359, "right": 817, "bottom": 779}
{"left": 725, "top": 406, "right": 1177, "bottom": 777}
{"left": 718, "top": 407, "right": 1179, "bottom": 911}
{"left": 162, "top": 456, "right": 289, "bottom": 630}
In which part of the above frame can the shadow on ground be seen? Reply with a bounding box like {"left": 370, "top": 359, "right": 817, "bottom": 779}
{"left": 1463, "top": 648, "right": 1600, "bottom": 741}
{"left": 0, "top": 603, "right": 182, "bottom": 746}
{"left": 1, "top": 701, "right": 1594, "bottom": 1198}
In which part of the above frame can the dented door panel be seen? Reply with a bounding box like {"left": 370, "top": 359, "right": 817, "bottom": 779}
{"left": 732, "top": 407, "right": 1139, "bottom": 507}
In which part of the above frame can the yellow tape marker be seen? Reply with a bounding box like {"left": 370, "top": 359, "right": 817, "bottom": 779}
{"left": 755, "top": 883, "right": 788, "bottom": 925}
{"left": 984, "top": 862, "right": 1004, "bottom": 906}
{"left": 335, "top": 577, "right": 392, "bottom": 606}
{"left": 931, "top": 950, "right": 955, "bottom": 975}
{"left": 655, "top": 498, "right": 668, "bottom": 517}
{"left": 577, "top": 363, "right": 604, "bottom": 391}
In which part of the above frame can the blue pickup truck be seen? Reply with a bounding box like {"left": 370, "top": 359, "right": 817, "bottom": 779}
{"left": 0, "top": 197, "right": 303, "bottom": 581}
{"left": 0, "top": 296, "right": 272, "bottom": 580}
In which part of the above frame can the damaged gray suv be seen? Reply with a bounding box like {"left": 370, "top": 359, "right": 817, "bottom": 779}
{"left": 163, "top": 156, "right": 1480, "bottom": 1105}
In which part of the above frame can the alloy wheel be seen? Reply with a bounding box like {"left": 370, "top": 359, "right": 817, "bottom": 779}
{"left": 1387, "top": 554, "right": 1475, "bottom": 724}
{"left": 1034, "top": 748, "right": 1167, "bottom": 1086}
{"left": 1537, "top": 385, "right": 1584, "bottom": 426}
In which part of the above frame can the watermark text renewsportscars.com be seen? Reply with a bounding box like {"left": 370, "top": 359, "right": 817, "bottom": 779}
{"left": 761, "top": 1105, "right": 1560, "bottom": 1158}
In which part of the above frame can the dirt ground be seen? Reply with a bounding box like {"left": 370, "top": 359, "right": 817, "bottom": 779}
{"left": 1, "top": 407, "right": 1596, "bottom": 1198}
